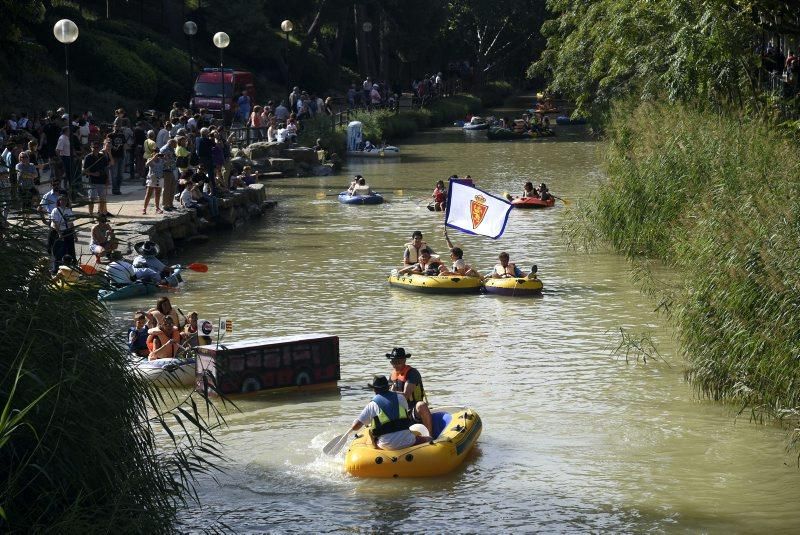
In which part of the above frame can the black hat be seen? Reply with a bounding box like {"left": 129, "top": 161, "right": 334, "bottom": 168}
{"left": 367, "top": 375, "right": 390, "bottom": 390}
{"left": 133, "top": 240, "right": 160, "bottom": 256}
{"left": 386, "top": 347, "right": 411, "bottom": 360}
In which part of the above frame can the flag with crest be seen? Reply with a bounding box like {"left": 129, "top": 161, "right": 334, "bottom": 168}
{"left": 444, "top": 179, "right": 512, "bottom": 239}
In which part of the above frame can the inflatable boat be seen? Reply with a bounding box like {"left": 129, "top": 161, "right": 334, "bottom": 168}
{"left": 345, "top": 146, "right": 400, "bottom": 158}
{"left": 463, "top": 117, "right": 489, "bottom": 130}
{"left": 130, "top": 356, "right": 196, "bottom": 387}
{"left": 483, "top": 276, "right": 543, "bottom": 297}
{"left": 344, "top": 407, "right": 481, "bottom": 478}
{"left": 555, "top": 115, "right": 587, "bottom": 125}
{"left": 510, "top": 196, "right": 556, "bottom": 208}
{"left": 388, "top": 272, "right": 482, "bottom": 294}
{"left": 338, "top": 191, "right": 385, "bottom": 205}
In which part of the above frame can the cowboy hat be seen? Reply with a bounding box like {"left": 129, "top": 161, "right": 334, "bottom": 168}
{"left": 386, "top": 347, "right": 411, "bottom": 360}
{"left": 133, "top": 240, "right": 160, "bottom": 256}
{"left": 367, "top": 375, "right": 390, "bottom": 390}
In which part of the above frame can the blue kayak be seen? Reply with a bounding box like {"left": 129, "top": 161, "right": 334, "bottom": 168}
{"left": 337, "top": 191, "right": 384, "bottom": 205}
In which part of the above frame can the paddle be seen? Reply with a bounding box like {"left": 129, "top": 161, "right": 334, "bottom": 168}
{"left": 185, "top": 263, "right": 208, "bottom": 273}
{"left": 315, "top": 192, "right": 340, "bottom": 199}
{"left": 322, "top": 430, "right": 351, "bottom": 456}
{"left": 551, "top": 194, "right": 571, "bottom": 205}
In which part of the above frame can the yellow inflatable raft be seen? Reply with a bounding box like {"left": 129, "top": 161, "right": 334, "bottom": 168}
{"left": 483, "top": 276, "right": 543, "bottom": 297}
{"left": 344, "top": 408, "right": 482, "bottom": 478}
{"left": 388, "top": 273, "right": 482, "bottom": 294}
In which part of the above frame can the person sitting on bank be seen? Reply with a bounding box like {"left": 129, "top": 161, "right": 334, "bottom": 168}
{"left": 386, "top": 347, "right": 434, "bottom": 437}
{"left": 89, "top": 214, "right": 118, "bottom": 262}
{"left": 490, "top": 252, "right": 537, "bottom": 279}
{"left": 349, "top": 176, "right": 372, "bottom": 196}
{"left": 431, "top": 180, "right": 447, "bottom": 211}
{"left": 398, "top": 249, "right": 443, "bottom": 276}
{"left": 403, "top": 230, "right": 435, "bottom": 265}
{"left": 128, "top": 311, "right": 150, "bottom": 358}
{"left": 147, "top": 315, "right": 183, "bottom": 361}
{"left": 347, "top": 375, "right": 417, "bottom": 451}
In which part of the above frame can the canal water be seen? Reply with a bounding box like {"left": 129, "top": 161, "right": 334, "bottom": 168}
{"left": 114, "top": 122, "right": 800, "bottom": 532}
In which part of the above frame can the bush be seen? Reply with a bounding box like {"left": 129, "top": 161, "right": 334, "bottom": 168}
{"left": 298, "top": 115, "right": 346, "bottom": 155}
{"left": 479, "top": 81, "right": 514, "bottom": 107}
{"left": 580, "top": 100, "right": 800, "bottom": 428}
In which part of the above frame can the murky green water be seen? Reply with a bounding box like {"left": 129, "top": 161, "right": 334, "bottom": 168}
{"left": 112, "top": 122, "right": 800, "bottom": 533}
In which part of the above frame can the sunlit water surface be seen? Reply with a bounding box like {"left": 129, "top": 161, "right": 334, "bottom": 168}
{"left": 111, "top": 122, "right": 799, "bottom": 533}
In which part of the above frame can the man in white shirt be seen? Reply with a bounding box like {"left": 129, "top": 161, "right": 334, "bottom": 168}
{"left": 156, "top": 123, "right": 170, "bottom": 149}
{"left": 55, "top": 126, "right": 72, "bottom": 191}
{"left": 348, "top": 375, "right": 416, "bottom": 450}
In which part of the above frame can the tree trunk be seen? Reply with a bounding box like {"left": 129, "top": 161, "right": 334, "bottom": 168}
{"left": 354, "top": 2, "right": 370, "bottom": 77}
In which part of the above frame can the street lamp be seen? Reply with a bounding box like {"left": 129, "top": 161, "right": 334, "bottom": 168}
{"left": 362, "top": 22, "right": 373, "bottom": 81}
{"left": 53, "top": 18, "right": 79, "bottom": 197}
{"left": 183, "top": 21, "right": 197, "bottom": 97}
{"left": 281, "top": 20, "right": 293, "bottom": 92}
{"left": 213, "top": 31, "right": 230, "bottom": 125}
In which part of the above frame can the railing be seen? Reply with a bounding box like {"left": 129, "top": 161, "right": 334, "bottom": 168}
{"left": 226, "top": 79, "right": 464, "bottom": 148}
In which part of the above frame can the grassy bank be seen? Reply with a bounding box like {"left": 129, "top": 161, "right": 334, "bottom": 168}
{"left": 576, "top": 101, "right": 800, "bottom": 429}
{"left": 299, "top": 94, "right": 482, "bottom": 154}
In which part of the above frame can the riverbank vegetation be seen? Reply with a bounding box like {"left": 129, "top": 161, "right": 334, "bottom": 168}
{"left": 0, "top": 224, "right": 225, "bottom": 532}
{"left": 538, "top": 0, "right": 800, "bottom": 436}
{"left": 2, "top": 0, "right": 547, "bottom": 117}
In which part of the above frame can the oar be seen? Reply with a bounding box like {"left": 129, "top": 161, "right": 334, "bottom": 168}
{"left": 315, "top": 192, "right": 341, "bottom": 199}
{"left": 185, "top": 263, "right": 208, "bottom": 273}
{"left": 552, "top": 194, "right": 571, "bottom": 205}
{"left": 322, "top": 429, "right": 351, "bottom": 456}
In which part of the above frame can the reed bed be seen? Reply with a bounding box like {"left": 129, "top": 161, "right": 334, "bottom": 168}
{"left": 582, "top": 101, "right": 800, "bottom": 431}
{"left": 0, "top": 222, "right": 225, "bottom": 533}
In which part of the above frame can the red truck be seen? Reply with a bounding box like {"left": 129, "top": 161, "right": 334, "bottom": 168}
{"left": 190, "top": 68, "right": 255, "bottom": 122}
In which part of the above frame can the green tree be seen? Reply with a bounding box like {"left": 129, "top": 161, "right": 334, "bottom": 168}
{"left": 531, "top": 0, "right": 761, "bottom": 116}
{"left": 1, "top": 0, "right": 45, "bottom": 47}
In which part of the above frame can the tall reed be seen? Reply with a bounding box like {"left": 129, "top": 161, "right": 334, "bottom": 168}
{"left": 580, "top": 101, "right": 800, "bottom": 428}
{"left": 0, "top": 222, "right": 225, "bottom": 533}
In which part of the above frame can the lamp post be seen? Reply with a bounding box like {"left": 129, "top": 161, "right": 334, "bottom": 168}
{"left": 183, "top": 21, "right": 198, "bottom": 99}
{"left": 362, "top": 22, "right": 373, "bottom": 84}
{"left": 213, "top": 31, "right": 230, "bottom": 125}
{"left": 281, "top": 20, "right": 293, "bottom": 92}
{"left": 53, "top": 19, "right": 79, "bottom": 197}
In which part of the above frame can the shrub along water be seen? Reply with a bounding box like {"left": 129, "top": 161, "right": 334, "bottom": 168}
{"left": 0, "top": 223, "right": 225, "bottom": 532}
{"left": 579, "top": 101, "right": 800, "bottom": 431}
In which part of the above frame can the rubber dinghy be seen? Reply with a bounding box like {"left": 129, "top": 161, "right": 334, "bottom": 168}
{"left": 483, "top": 276, "right": 543, "bottom": 296}
{"left": 388, "top": 272, "right": 482, "bottom": 294}
{"left": 129, "top": 356, "right": 196, "bottom": 387}
{"left": 338, "top": 191, "right": 385, "bottom": 205}
{"left": 344, "top": 407, "right": 482, "bottom": 478}
{"left": 510, "top": 196, "right": 555, "bottom": 208}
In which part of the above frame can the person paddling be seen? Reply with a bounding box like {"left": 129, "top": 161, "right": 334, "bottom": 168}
{"left": 347, "top": 375, "right": 416, "bottom": 450}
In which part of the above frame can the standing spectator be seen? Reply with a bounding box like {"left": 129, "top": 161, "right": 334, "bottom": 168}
{"left": 27, "top": 140, "right": 43, "bottom": 185}
{"left": 362, "top": 76, "right": 372, "bottom": 105}
{"left": 15, "top": 151, "right": 38, "bottom": 210}
{"left": 55, "top": 126, "right": 72, "bottom": 192}
{"left": 289, "top": 86, "right": 301, "bottom": 113}
{"left": 108, "top": 124, "right": 126, "bottom": 195}
{"left": 347, "top": 84, "right": 357, "bottom": 108}
{"left": 40, "top": 112, "right": 62, "bottom": 182}
{"left": 169, "top": 102, "right": 183, "bottom": 122}
{"left": 275, "top": 101, "right": 290, "bottom": 121}
{"left": 50, "top": 193, "right": 76, "bottom": 270}
{"left": 156, "top": 122, "right": 170, "bottom": 149}
{"left": 143, "top": 152, "right": 164, "bottom": 214}
{"left": 323, "top": 97, "right": 334, "bottom": 116}
{"left": 159, "top": 139, "right": 178, "bottom": 211}
{"left": 196, "top": 128, "right": 215, "bottom": 193}
{"left": 82, "top": 141, "right": 110, "bottom": 217}
{"left": 133, "top": 121, "right": 146, "bottom": 181}
{"left": 175, "top": 136, "right": 191, "bottom": 175}
{"left": 370, "top": 84, "right": 382, "bottom": 106}
{"left": 237, "top": 90, "right": 252, "bottom": 125}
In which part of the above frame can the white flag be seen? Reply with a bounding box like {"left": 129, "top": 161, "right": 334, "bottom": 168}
{"left": 445, "top": 179, "right": 512, "bottom": 239}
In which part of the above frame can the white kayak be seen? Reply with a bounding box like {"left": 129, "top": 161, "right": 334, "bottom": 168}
{"left": 346, "top": 146, "right": 400, "bottom": 158}
{"left": 130, "top": 357, "right": 196, "bottom": 387}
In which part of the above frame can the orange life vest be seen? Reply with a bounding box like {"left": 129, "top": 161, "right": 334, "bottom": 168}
{"left": 390, "top": 364, "right": 426, "bottom": 405}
